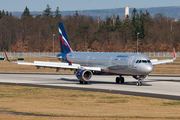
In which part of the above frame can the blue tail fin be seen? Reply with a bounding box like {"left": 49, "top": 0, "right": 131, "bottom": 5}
{"left": 58, "top": 22, "right": 73, "bottom": 53}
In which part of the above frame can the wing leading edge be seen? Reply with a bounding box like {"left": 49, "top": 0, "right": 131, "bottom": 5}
{"left": 17, "top": 61, "right": 101, "bottom": 71}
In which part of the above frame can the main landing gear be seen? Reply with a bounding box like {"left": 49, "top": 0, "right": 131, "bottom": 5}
{"left": 116, "top": 76, "right": 124, "bottom": 84}
{"left": 79, "top": 80, "right": 88, "bottom": 84}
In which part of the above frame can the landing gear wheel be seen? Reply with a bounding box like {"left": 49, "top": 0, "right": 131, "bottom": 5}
{"left": 136, "top": 81, "right": 142, "bottom": 86}
{"left": 120, "top": 77, "right": 124, "bottom": 83}
{"left": 84, "top": 82, "right": 88, "bottom": 84}
{"left": 116, "top": 77, "right": 125, "bottom": 84}
{"left": 116, "top": 77, "right": 120, "bottom": 83}
{"left": 79, "top": 81, "right": 84, "bottom": 84}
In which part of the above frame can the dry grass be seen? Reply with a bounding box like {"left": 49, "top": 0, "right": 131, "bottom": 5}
{"left": 0, "top": 57, "right": 180, "bottom": 75}
{"left": 152, "top": 64, "right": 180, "bottom": 74}
{"left": 1, "top": 114, "right": 175, "bottom": 120}
{"left": 0, "top": 85, "right": 180, "bottom": 120}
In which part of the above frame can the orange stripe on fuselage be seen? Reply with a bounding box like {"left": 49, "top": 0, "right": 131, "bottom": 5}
{"left": 66, "top": 52, "right": 74, "bottom": 64}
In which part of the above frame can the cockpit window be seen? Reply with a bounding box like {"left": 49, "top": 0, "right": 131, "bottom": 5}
{"left": 147, "top": 60, "right": 151, "bottom": 63}
{"left": 136, "top": 60, "right": 141, "bottom": 63}
{"left": 142, "top": 60, "right": 147, "bottom": 63}
{"left": 136, "top": 60, "right": 151, "bottom": 63}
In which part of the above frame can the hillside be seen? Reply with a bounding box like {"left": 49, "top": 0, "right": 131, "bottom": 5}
{"left": 11, "top": 6, "right": 180, "bottom": 19}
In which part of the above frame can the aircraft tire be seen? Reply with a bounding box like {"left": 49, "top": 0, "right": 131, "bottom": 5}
{"left": 120, "top": 77, "right": 124, "bottom": 83}
{"left": 84, "top": 82, "right": 88, "bottom": 84}
{"left": 136, "top": 81, "right": 142, "bottom": 86}
{"left": 136, "top": 82, "right": 139, "bottom": 86}
{"left": 80, "top": 81, "right": 84, "bottom": 84}
{"left": 116, "top": 77, "right": 120, "bottom": 83}
{"left": 140, "top": 82, "right": 142, "bottom": 86}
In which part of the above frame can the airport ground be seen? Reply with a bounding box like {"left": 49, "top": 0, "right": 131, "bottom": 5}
{"left": 0, "top": 57, "right": 180, "bottom": 119}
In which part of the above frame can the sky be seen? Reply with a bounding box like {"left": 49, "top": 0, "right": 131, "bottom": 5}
{"left": 0, "top": 0, "right": 180, "bottom": 12}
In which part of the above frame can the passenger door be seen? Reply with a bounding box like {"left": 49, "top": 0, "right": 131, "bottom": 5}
{"left": 128, "top": 56, "right": 134, "bottom": 68}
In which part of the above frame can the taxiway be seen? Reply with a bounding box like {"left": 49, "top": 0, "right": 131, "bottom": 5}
{"left": 0, "top": 73, "right": 180, "bottom": 100}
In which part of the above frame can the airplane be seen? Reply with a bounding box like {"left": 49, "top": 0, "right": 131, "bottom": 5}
{"left": 3, "top": 22, "right": 176, "bottom": 86}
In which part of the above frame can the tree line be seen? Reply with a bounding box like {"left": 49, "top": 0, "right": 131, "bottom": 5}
{"left": 1, "top": 5, "right": 180, "bottom": 52}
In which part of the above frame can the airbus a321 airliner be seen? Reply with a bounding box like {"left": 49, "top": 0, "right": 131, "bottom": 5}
{"left": 4, "top": 22, "right": 176, "bottom": 86}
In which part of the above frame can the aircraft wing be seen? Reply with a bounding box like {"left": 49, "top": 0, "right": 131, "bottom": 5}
{"left": 17, "top": 61, "right": 101, "bottom": 71}
{"left": 3, "top": 49, "right": 101, "bottom": 71}
{"left": 150, "top": 47, "right": 176, "bottom": 65}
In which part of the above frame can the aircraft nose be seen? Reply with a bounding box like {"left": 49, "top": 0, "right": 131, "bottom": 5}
{"left": 144, "top": 64, "right": 153, "bottom": 74}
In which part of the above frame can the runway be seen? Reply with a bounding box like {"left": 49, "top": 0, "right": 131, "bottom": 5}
{"left": 0, "top": 73, "right": 180, "bottom": 100}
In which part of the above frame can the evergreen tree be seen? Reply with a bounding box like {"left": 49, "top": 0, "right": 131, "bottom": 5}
{"left": 145, "top": 10, "right": 154, "bottom": 25}
{"left": 139, "top": 10, "right": 145, "bottom": 39}
{"left": 6, "top": 11, "right": 9, "bottom": 16}
{"left": 55, "top": 7, "right": 62, "bottom": 19}
{"left": 132, "top": 8, "right": 137, "bottom": 27}
{"left": 2, "top": 10, "right": 5, "bottom": 16}
{"left": 75, "top": 10, "right": 78, "bottom": 17}
{"left": 131, "top": 8, "right": 139, "bottom": 40}
{"left": 42, "top": 4, "right": 53, "bottom": 17}
{"left": 22, "top": 6, "right": 31, "bottom": 17}
{"left": 10, "top": 12, "right": 12, "bottom": 16}
{"left": 115, "top": 15, "right": 122, "bottom": 31}
{"left": 105, "top": 16, "right": 114, "bottom": 32}
{"left": 139, "top": 18, "right": 145, "bottom": 39}
{"left": 131, "top": 8, "right": 138, "bottom": 32}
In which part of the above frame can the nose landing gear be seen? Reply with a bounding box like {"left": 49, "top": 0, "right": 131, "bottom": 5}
{"left": 136, "top": 80, "right": 142, "bottom": 86}
{"left": 133, "top": 75, "right": 148, "bottom": 86}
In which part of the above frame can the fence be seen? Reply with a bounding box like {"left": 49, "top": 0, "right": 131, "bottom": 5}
{"left": 0, "top": 52, "right": 59, "bottom": 58}
{"left": 0, "top": 52, "right": 179, "bottom": 58}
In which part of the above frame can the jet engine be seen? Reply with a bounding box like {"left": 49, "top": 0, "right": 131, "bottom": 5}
{"left": 76, "top": 69, "right": 93, "bottom": 82}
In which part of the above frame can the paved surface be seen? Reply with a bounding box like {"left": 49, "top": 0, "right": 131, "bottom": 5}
{"left": 0, "top": 73, "right": 180, "bottom": 100}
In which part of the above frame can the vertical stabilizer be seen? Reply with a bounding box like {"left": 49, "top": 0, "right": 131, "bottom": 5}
{"left": 58, "top": 22, "right": 73, "bottom": 53}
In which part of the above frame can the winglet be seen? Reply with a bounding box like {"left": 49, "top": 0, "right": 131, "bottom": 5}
{"left": 3, "top": 49, "right": 10, "bottom": 62}
{"left": 173, "top": 47, "right": 176, "bottom": 60}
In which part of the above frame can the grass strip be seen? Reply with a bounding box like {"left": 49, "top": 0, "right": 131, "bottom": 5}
{"left": 0, "top": 84, "right": 180, "bottom": 119}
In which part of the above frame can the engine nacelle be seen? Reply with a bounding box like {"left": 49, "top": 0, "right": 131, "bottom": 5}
{"left": 76, "top": 69, "right": 93, "bottom": 82}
